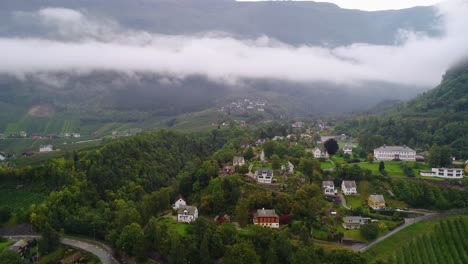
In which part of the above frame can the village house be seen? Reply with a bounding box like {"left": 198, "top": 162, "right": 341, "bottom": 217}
{"left": 0, "top": 152, "right": 6, "bottom": 161}
{"left": 343, "top": 145, "right": 353, "bottom": 155}
{"left": 39, "top": 145, "right": 53, "bottom": 153}
{"left": 313, "top": 147, "right": 329, "bottom": 159}
{"left": 420, "top": 168, "right": 464, "bottom": 179}
{"left": 272, "top": 136, "right": 285, "bottom": 141}
{"left": 373, "top": 145, "right": 416, "bottom": 161}
{"left": 281, "top": 161, "right": 294, "bottom": 174}
{"left": 233, "top": 156, "right": 245, "bottom": 166}
{"left": 253, "top": 208, "right": 280, "bottom": 229}
{"left": 221, "top": 165, "right": 236, "bottom": 175}
{"left": 322, "top": 181, "right": 336, "bottom": 196}
{"left": 31, "top": 133, "right": 42, "bottom": 139}
{"left": 291, "top": 122, "right": 305, "bottom": 129}
{"left": 177, "top": 206, "right": 198, "bottom": 223}
{"left": 368, "top": 194, "right": 386, "bottom": 210}
{"left": 255, "top": 168, "right": 273, "bottom": 184}
{"left": 341, "top": 181, "right": 357, "bottom": 195}
{"left": 173, "top": 196, "right": 187, "bottom": 209}
{"left": 342, "top": 216, "right": 371, "bottom": 229}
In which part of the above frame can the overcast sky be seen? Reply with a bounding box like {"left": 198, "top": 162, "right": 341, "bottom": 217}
{"left": 0, "top": 0, "right": 467, "bottom": 87}
{"left": 237, "top": 0, "right": 444, "bottom": 11}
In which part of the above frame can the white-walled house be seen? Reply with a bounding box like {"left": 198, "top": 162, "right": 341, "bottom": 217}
{"left": 342, "top": 216, "right": 371, "bottom": 229}
{"left": 313, "top": 148, "right": 328, "bottom": 159}
{"left": 322, "top": 181, "right": 335, "bottom": 195}
{"left": 39, "top": 145, "right": 53, "bottom": 153}
{"left": 373, "top": 145, "right": 416, "bottom": 161}
{"left": 233, "top": 156, "right": 245, "bottom": 166}
{"left": 281, "top": 161, "right": 294, "bottom": 174}
{"left": 255, "top": 168, "right": 273, "bottom": 184}
{"left": 173, "top": 196, "right": 187, "bottom": 209}
{"left": 177, "top": 206, "right": 198, "bottom": 223}
{"left": 343, "top": 146, "right": 353, "bottom": 155}
{"left": 341, "top": 181, "right": 357, "bottom": 195}
{"left": 420, "top": 168, "right": 464, "bottom": 179}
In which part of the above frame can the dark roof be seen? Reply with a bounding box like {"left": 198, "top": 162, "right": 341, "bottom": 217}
{"left": 322, "top": 181, "right": 334, "bottom": 187}
{"left": 342, "top": 181, "right": 356, "bottom": 188}
{"left": 255, "top": 168, "right": 273, "bottom": 176}
{"left": 254, "top": 209, "right": 278, "bottom": 218}
{"left": 177, "top": 206, "right": 197, "bottom": 215}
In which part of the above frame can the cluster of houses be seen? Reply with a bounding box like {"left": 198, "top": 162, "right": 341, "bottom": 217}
{"left": 217, "top": 98, "right": 268, "bottom": 114}
{"left": 322, "top": 180, "right": 386, "bottom": 210}
{"left": 6, "top": 131, "right": 80, "bottom": 140}
{"left": 420, "top": 168, "right": 464, "bottom": 179}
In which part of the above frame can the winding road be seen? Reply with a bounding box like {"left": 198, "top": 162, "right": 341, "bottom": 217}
{"left": 4, "top": 235, "right": 120, "bottom": 264}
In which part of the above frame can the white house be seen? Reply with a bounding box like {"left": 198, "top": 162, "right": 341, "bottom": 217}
{"left": 0, "top": 153, "right": 5, "bottom": 161}
{"left": 373, "top": 145, "right": 416, "bottom": 161}
{"left": 420, "top": 168, "right": 464, "bottom": 179}
{"left": 313, "top": 148, "right": 328, "bottom": 159}
{"left": 39, "top": 145, "right": 53, "bottom": 153}
{"left": 233, "top": 156, "right": 245, "bottom": 166}
{"left": 272, "top": 136, "right": 285, "bottom": 141}
{"left": 177, "top": 206, "right": 198, "bottom": 223}
{"left": 341, "top": 181, "right": 357, "bottom": 195}
{"left": 173, "top": 196, "right": 187, "bottom": 209}
{"left": 291, "top": 122, "right": 305, "bottom": 128}
{"left": 281, "top": 161, "right": 294, "bottom": 174}
{"left": 342, "top": 216, "right": 371, "bottom": 229}
{"left": 322, "top": 181, "right": 335, "bottom": 195}
{"left": 343, "top": 145, "right": 353, "bottom": 155}
{"left": 255, "top": 168, "right": 273, "bottom": 184}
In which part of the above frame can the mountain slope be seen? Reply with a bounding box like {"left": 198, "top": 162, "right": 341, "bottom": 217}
{"left": 337, "top": 61, "right": 468, "bottom": 159}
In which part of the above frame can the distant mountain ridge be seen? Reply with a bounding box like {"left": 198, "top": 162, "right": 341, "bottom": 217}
{"left": 0, "top": 0, "right": 439, "bottom": 46}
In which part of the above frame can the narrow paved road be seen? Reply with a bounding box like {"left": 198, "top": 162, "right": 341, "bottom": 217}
{"left": 62, "top": 238, "right": 120, "bottom": 264}
{"left": 338, "top": 192, "right": 350, "bottom": 209}
{"left": 5, "top": 235, "right": 120, "bottom": 264}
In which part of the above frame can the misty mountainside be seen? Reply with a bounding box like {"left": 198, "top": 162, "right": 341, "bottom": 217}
{"left": 336, "top": 60, "right": 468, "bottom": 159}
{"left": 0, "top": 72, "right": 426, "bottom": 136}
{"left": 0, "top": 0, "right": 439, "bottom": 46}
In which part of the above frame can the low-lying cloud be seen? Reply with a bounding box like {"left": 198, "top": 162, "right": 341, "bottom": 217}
{"left": 2, "top": 0, "right": 468, "bottom": 87}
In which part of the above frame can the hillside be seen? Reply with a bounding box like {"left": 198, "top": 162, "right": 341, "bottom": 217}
{"left": 336, "top": 61, "right": 468, "bottom": 159}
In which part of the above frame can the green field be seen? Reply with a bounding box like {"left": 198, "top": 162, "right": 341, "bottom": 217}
{"left": 364, "top": 215, "right": 468, "bottom": 263}
{"left": 320, "top": 161, "right": 334, "bottom": 170}
{"left": 0, "top": 184, "right": 45, "bottom": 211}
{"left": 0, "top": 241, "right": 13, "bottom": 252}
{"left": 356, "top": 161, "right": 431, "bottom": 178}
{"left": 158, "top": 217, "right": 188, "bottom": 236}
{"left": 345, "top": 195, "right": 364, "bottom": 209}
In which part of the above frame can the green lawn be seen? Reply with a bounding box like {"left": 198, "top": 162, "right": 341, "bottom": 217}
{"left": 320, "top": 161, "right": 334, "bottom": 170}
{"left": 345, "top": 195, "right": 364, "bottom": 209}
{"left": 356, "top": 161, "right": 431, "bottom": 178}
{"left": 0, "top": 241, "right": 13, "bottom": 252}
{"left": 343, "top": 229, "right": 366, "bottom": 242}
{"left": 363, "top": 214, "right": 468, "bottom": 262}
{"left": 158, "top": 217, "right": 188, "bottom": 236}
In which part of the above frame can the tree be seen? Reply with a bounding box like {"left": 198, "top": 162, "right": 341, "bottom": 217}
{"left": 360, "top": 223, "right": 379, "bottom": 240}
{"left": 244, "top": 147, "right": 254, "bottom": 161}
{"left": 427, "top": 145, "right": 452, "bottom": 167}
{"left": 235, "top": 199, "right": 249, "bottom": 227}
{"left": 271, "top": 155, "right": 281, "bottom": 170}
{"left": 224, "top": 242, "right": 260, "bottom": 264}
{"left": 324, "top": 139, "right": 339, "bottom": 156}
{"left": 117, "top": 223, "right": 144, "bottom": 257}
{"left": 379, "top": 161, "right": 385, "bottom": 172}
{"left": 263, "top": 141, "right": 276, "bottom": 159}
{"left": 38, "top": 224, "right": 60, "bottom": 254}
{"left": 290, "top": 246, "right": 317, "bottom": 264}
{"left": 0, "top": 250, "right": 22, "bottom": 264}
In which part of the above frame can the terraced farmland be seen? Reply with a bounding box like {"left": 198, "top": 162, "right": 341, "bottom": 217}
{"left": 388, "top": 217, "right": 468, "bottom": 264}
{"left": 0, "top": 185, "right": 45, "bottom": 211}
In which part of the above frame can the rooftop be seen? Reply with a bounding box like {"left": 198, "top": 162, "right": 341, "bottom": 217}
{"left": 342, "top": 181, "right": 356, "bottom": 188}
{"left": 369, "top": 194, "right": 385, "bottom": 203}
{"left": 254, "top": 208, "right": 278, "bottom": 218}
{"left": 177, "top": 205, "right": 197, "bottom": 215}
{"left": 374, "top": 145, "right": 415, "bottom": 152}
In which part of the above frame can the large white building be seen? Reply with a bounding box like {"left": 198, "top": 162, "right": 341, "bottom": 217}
{"left": 255, "top": 168, "right": 273, "bottom": 184}
{"left": 177, "top": 206, "right": 198, "bottom": 223}
{"left": 373, "top": 145, "right": 416, "bottom": 161}
{"left": 420, "top": 168, "right": 464, "bottom": 179}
